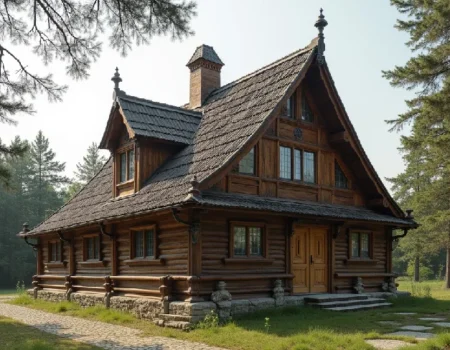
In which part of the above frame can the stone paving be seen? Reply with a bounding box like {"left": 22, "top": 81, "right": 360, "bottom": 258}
{"left": 0, "top": 301, "right": 225, "bottom": 350}
{"left": 366, "top": 339, "right": 411, "bottom": 350}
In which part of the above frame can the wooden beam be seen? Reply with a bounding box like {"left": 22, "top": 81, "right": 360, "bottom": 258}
{"left": 329, "top": 131, "right": 349, "bottom": 144}
{"left": 367, "top": 198, "right": 389, "bottom": 208}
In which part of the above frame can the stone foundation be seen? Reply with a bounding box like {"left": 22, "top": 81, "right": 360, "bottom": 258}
{"left": 28, "top": 288, "right": 400, "bottom": 329}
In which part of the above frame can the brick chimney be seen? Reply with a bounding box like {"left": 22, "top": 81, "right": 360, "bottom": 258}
{"left": 187, "top": 45, "right": 224, "bottom": 109}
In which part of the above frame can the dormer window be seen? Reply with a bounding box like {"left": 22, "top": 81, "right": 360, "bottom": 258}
{"left": 115, "top": 144, "right": 136, "bottom": 197}
{"left": 119, "top": 149, "right": 135, "bottom": 183}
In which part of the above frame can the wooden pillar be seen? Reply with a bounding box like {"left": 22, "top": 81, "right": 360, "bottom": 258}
{"left": 190, "top": 209, "right": 202, "bottom": 277}
{"left": 330, "top": 228, "right": 335, "bottom": 294}
{"left": 69, "top": 233, "right": 75, "bottom": 275}
{"left": 36, "top": 238, "right": 44, "bottom": 275}
{"left": 111, "top": 225, "right": 118, "bottom": 276}
{"left": 386, "top": 227, "right": 392, "bottom": 273}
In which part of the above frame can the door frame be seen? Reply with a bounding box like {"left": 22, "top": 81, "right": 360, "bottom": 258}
{"left": 289, "top": 223, "right": 333, "bottom": 294}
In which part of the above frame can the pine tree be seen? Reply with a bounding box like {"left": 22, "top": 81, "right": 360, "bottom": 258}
{"left": 29, "top": 131, "right": 68, "bottom": 220}
{"left": 385, "top": 0, "right": 450, "bottom": 287}
{"left": 74, "top": 143, "right": 107, "bottom": 184}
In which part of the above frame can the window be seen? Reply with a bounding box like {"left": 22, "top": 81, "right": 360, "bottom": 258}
{"left": 235, "top": 147, "right": 255, "bottom": 175}
{"left": 350, "top": 232, "right": 371, "bottom": 259}
{"left": 131, "top": 227, "right": 156, "bottom": 259}
{"left": 230, "top": 223, "right": 265, "bottom": 258}
{"left": 118, "top": 148, "right": 135, "bottom": 183}
{"left": 49, "top": 241, "right": 61, "bottom": 262}
{"left": 279, "top": 146, "right": 292, "bottom": 179}
{"left": 282, "top": 93, "right": 295, "bottom": 119}
{"left": 85, "top": 236, "right": 100, "bottom": 260}
{"left": 301, "top": 93, "right": 314, "bottom": 122}
{"left": 335, "top": 162, "right": 348, "bottom": 189}
{"left": 279, "top": 146, "right": 316, "bottom": 183}
{"left": 303, "top": 151, "right": 315, "bottom": 183}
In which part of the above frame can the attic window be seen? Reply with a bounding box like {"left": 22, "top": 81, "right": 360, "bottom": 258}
{"left": 335, "top": 162, "right": 348, "bottom": 189}
{"left": 301, "top": 94, "right": 314, "bottom": 123}
{"left": 233, "top": 147, "right": 256, "bottom": 175}
{"left": 119, "top": 149, "right": 135, "bottom": 183}
{"left": 282, "top": 93, "right": 296, "bottom": 119}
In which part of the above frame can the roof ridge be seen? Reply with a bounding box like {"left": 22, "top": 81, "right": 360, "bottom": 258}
{"left": 206, "top": 38, "right": 318, "bottom": 99}
{"left": 119, "top": 95, "right": 202, "bottom": 118}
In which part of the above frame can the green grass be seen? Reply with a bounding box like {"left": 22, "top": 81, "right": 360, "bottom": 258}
{"left": 8, "top": 281, "right": 450, "bottom": 350}
{"left": 0, "top": 315, "right": 100, "bottom": 350}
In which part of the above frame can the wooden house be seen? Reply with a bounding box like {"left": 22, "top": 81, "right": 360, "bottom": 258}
{"left": 19, "top": 11, "right": 416, "bottom": 325}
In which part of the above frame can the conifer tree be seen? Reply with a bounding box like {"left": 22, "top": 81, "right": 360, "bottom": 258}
{"left": 385, "top": 0, "right": 450, "bottom": 286}
{"left": 29, "top": 131, "right": 68, "bottom": 220}
{"left": 74, "top": 143, "right": 107, "bottom": 184}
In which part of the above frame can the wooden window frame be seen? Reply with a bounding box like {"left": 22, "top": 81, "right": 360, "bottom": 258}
{"left": 347, "top": 230, "right": 374, "bottom": 262}
{"left": 48, "top": 240, "right": 63, "bottom": 263}
{"left": 125, "top": 224, "right": 163, "bottom": 266}
{"left": 301, "top": 92, "right": 314, "bottom": 123}
{"left": 335, "top": 160, "right": 350, "bottom": 189}
{"left": 82, "top": 233, "right": 102, "bottom": 262}
{"left": 227, "top": 221, "right": 271, "bottom": 262}
{"left": 233, "top": 146, "right": 257, "bottom": 176}
{"left": 116, "top": 144, "right": 135, "bottom": 184}
{"left": 279, "top": 144, "right": 317, "bottom": 184}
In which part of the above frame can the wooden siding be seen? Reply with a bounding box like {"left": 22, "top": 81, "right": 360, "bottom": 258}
{"left": 219, "top": 82, "right": 366, "bottom": 208}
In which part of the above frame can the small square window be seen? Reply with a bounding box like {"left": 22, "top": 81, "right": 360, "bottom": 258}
{"left": 350, "top": 232, "right": 372, "bottom": 259}
{"left": 86, "top": 236, "right": 100, "bottom": 260}
{"left": 231, "top": 223, "right": 265, "bottom": 258}
{"left": 132, "top": 228, "right": 156, "bottom": 259}
{"left": 49, "top": 242, "right": 61, "bottom": 262}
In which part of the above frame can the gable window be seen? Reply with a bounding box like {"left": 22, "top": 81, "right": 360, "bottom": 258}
{"left": 230, "top": 222, "right": 266, "bottom": 258}
{"left": 281, "top": 93, "right": 295, "bottom": 119}
{"left": 335, "top": 162, "right": 348, "bottom": 189}
{"left": 84, "top": 235, "right": 100, "bottom": 261}
{"left": 350, "top": 232, "right": 371, "bottom": 259}
{"left": 235, "top": 147, "right": 255, "bottom": 175}
{"left": 301, "top": 93, "right": 314, "bottom": 122}
{"left": 279, "top": 146, "right": 316, "bottom": 183}
{"left": 119, "top": 148, "right": 135, "bottom": 183}
{"left": 49, "top": 241, "right": 61, "bottom": 262}
{"left": 131, "top": 226, "right": 157, "bottom": 259}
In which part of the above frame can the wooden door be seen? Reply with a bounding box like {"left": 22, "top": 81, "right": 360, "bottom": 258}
{"left": 291, "top": 227, "right": 328, "bottom": 294}
{"left": 309, "top": 228, "right": 328, "bottom": 293}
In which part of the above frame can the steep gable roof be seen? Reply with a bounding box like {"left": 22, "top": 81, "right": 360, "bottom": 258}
{"left": 25, "top": 39, "right": 416, "bottom": 236}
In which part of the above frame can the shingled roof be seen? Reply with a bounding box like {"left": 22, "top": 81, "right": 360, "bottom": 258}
{"left": 25, "top": 38, "right": 416, "bottom": 236}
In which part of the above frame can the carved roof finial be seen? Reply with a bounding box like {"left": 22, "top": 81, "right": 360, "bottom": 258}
{"left": 314, "top": 8, "right": 328, "bottom": 64}
{"left": 185, "top": 175, "right": 202, "bottom": 201}
{"left": 111, "top": 67, "right": 125, "bottom": 100}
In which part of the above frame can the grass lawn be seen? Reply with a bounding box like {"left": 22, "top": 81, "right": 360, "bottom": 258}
{"left": 7, "top": 280, "right": 450, "bottom": 350}
{"left": 0, "top": 315, "right": 100, "bottom": 350}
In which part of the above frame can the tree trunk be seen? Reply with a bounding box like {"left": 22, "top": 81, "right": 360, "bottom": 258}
{"left": 446, "top": 246, "right": 450, "bottom": 289}
{"left": 414, "top": 256, "right": 420, "bottom": 282}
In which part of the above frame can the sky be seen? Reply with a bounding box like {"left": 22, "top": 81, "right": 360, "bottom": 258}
{"left": 2, "top": 0, "right": 414, "bottom": 188}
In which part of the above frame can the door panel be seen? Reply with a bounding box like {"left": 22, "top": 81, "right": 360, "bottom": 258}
{"left": 291, "top": 228, "right": 309, "bottom": 293}
{"left": 291, "top": 227, "right": 328, "bottom": 294}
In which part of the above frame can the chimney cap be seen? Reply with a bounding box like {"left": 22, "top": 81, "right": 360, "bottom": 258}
{"left": 187, "top": 44, "right": 224, "bottom": 67}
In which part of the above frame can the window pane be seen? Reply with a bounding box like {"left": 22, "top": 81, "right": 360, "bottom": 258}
{"left": 233, "top": 227, "right": 246, "bottom": 256}
{"left": 351, "top": 233, "right": 360, "bottom": 258}
{"left": 134, "top": 231, "right": 144, "bottom": 258}
{"left": 335, "top": 162, "right": 348, "bottom": 189}
{"left": 145, "top": 229, "right": 154, "bottom": 257}
{"left": 249, "top": 227, "right": 262, "bottom": 256}
{"left": 294, "top": 149, "right": 302, "bottom": 180}
{"left": 361, "top": 233, "right": 370, "bottom": 258}
{"left": 128, "top": 150, "right": 135, "bottom": 180}
{"left": 301, "top": 94, "right": 314, "bottom": 122}
{"left": 303, "top": 152, "right": 315, "bottom": 183}
{"left": 120, "top": 153, "right": 126, "bottom": 183}
{"left": 87, "top": 238, "right": 94, "bottom": 260}
{"left": 286, "top": 96, "right": 293, "bottom": 118}
{"left": 279, "top": 146, "right": 292, "bottom": 179}
{"left": 238, "top": 148, "right": 255, "bottom": 175}
{"left": 94, "top": 237, "right": 99, "bottom": 259}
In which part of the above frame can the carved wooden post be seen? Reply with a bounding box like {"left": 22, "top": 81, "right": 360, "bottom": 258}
{"left": 32, "top": 275, "right": 40, "bottom": 299}
{"left": 159, "top": 275, "right": 172, "bottom": 314}
{"left": 103, "top": 276, "right": 113, "bottom": 308}
{"left": 64, "top": 275, "right": 73, "bottom": 301}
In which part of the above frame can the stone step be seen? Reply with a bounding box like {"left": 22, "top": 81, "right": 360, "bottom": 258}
{"left": 325, "top": 302, "right": 392, "bottom": 312}
{"left": 158, "top": 313, "right": 193, "bottom": 322}
{"left": 164, "top": 320, "right": 191, "bottom": 330}
{"left": 310, "top": 298, "right": 387, "bottom": 309}
{"left": 304, "top": 294, "right": 369, "bottom": 304}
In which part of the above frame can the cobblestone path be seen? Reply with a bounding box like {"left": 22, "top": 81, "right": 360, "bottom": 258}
{"left": 0, "top": 301, "right": 225, "bottom": 350}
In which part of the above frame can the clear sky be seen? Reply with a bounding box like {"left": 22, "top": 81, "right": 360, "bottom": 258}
{"left": 2, "top": 0, "right": 413, "bottom": 188}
